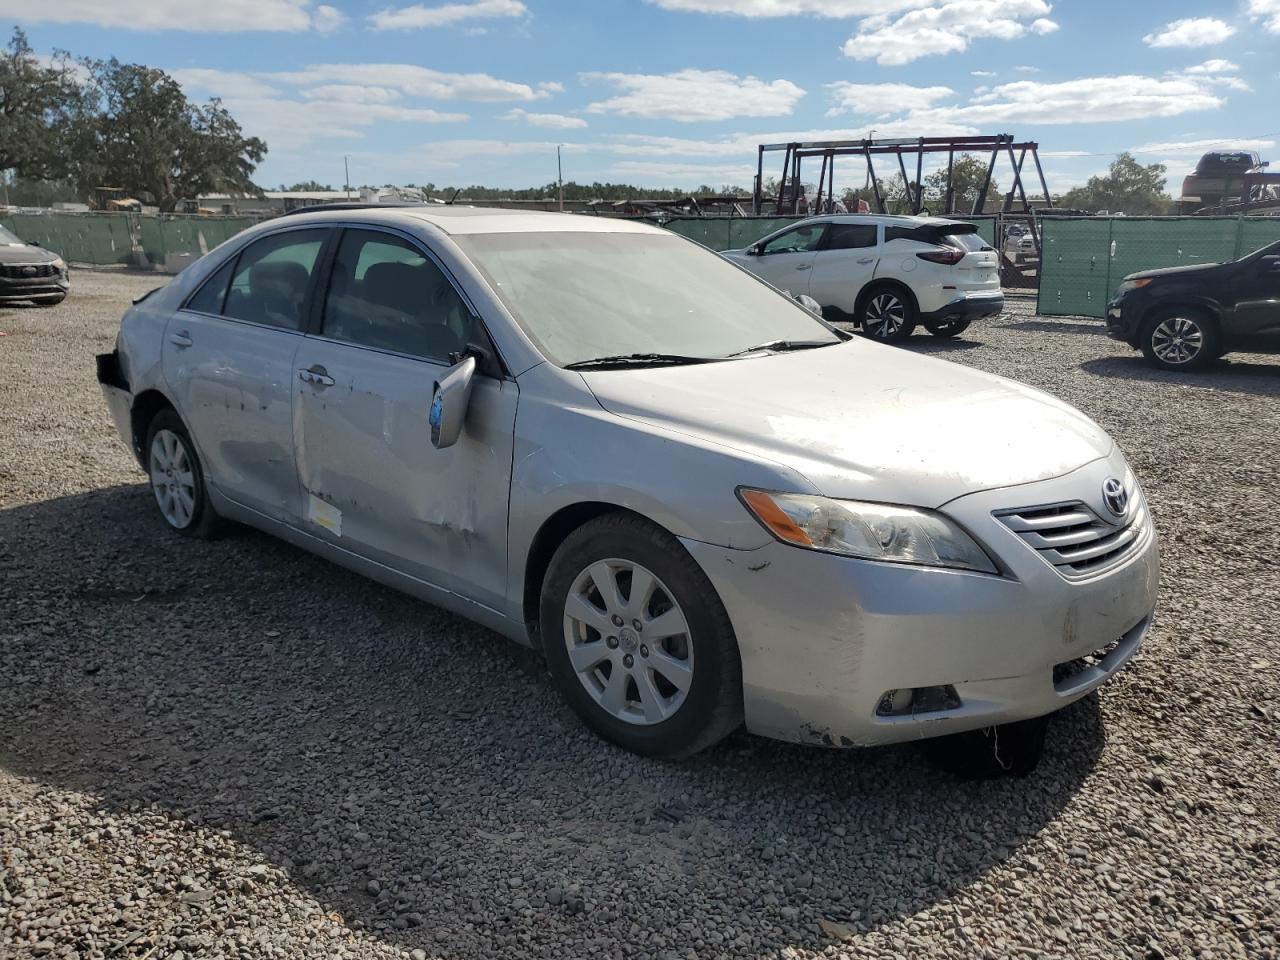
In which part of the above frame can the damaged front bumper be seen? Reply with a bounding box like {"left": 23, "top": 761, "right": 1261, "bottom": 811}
{"left": 680, "top": 456, "right": 1160, "bottom": 747}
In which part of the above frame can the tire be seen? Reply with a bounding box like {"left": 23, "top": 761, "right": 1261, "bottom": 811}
{"left": 540, "top": 512, "right": 743, "bottom": 759}
{"left": 923, "top": 318, "right": 972, "bottom": 338}
{"left": 857, "top": 285, "right": 917, "bottom": 343}
{"left": 143, "top": 408, "right": 224, "bottom": 538}
{"left": 1139, "top": 308, "right": 1220, "bottom": 371}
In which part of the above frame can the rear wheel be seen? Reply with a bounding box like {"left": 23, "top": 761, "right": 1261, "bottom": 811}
{"left": 923, "top": 318, "right": 971, "bottom": 339}
{"left": 144, "top": 408, "right": 224, "bottom": 538}
{"left": 1140, "top": 308, "right": 1220, "bottom": 371}
{"left": 858, "top": 287, "right": 916, "bottom": 343}
{"left": 540, "top": 513, "right": 742, "bottom": 759}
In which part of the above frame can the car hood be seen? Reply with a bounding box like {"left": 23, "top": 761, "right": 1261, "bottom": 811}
{"left": 1125, "top": 261, "right": 1220, "bottom": 281}
{"left": 582, "top": 341, "right": 1113, "bottom": 508}
{"left": 0, "top": 243, "right": 56, "bottom": 265}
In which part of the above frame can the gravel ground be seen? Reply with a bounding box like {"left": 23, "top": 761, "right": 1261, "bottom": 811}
{"left": 2, "top": 270, "right": 1278, "bottom": 960}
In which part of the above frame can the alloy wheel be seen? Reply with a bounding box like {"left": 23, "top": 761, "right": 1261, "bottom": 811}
{"left": 149, "top": 429, "right": 197, "bottom": 529}
{"left": 1150, "top": 315, "right": 1204, "bottom": 365}
{"left": 562, "top": 558, "right": 694, "bottom": 726}
{"left": 865, "top": 293, "right": 906, "bottom": 338}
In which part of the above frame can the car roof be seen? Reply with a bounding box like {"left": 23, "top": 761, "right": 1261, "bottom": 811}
{"left": 793, "top": 213, "right": 969, "bottom": 227}
{"left": 277, "top": 204, "right": 664, "bottom": 237}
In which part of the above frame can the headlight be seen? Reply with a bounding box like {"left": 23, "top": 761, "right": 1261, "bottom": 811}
{"left": 739, "top": 489, "right": 997, "bottom": 574}
{"left": 1117, "top": 277, "right": 1152, "bottom": 293}
{"left": 52, "top": 257, "right": 67, "bottom": 274}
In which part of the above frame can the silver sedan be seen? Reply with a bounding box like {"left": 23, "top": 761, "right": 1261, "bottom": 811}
{"left": 98, "top": 206, "right": 1158, "bottom": 760}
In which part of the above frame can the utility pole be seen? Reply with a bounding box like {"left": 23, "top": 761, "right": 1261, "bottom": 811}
{"left": 557, "top": 144, "right": 564, "bottom": 212}
{"left": 344, "top": 155, "right": 352, "bottom": 200}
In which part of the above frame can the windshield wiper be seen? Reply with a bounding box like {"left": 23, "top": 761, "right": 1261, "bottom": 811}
{"left": 724, "top": 338, "right": 839, "bottom": 358}
{"left": 564, "top": 352, "right": 719, "bottom": 370}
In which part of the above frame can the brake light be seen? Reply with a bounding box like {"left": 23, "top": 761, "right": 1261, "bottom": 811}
{"left": 916, "top": 247, "right": 965, "bottom": 265}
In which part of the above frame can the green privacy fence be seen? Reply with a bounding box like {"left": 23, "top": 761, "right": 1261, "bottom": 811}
{"left": 662, "top": 215, "right": 998, "bottom": 252}
{"left": 0, "top": 212, "right": 263, "bottom": 266}
{"left": 1038, "top": 216, "right": 1280, "bottom": 318}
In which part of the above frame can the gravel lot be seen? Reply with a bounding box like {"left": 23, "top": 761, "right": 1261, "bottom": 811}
{"left": 2, "top": 269, "right": 1278, "bottom": 960}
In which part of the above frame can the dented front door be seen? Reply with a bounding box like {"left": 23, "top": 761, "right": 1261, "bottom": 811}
{"left": 291, "top": 340, "right": 517, "bottom": 611}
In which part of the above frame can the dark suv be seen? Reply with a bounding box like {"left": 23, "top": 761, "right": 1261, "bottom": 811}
{"left": 1105, "top": 240, "right": 1280, "bottom": 370}
{"left": 0, "top": 223, "right": 69, "bottom": 306}
{"left": 1180, "top": 151, "right": 1268, "bottom": 210}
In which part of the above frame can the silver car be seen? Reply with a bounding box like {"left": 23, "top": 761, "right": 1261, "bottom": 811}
{"left": 97, "top": 206, "right": 1159, "bottom": 760}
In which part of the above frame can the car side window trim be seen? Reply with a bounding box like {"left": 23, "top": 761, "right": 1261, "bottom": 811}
{"left": 307, "top": 223, "right": 510, "bottom": 378}
{"left": 178, "top": 224, "right": 335, "bottom": 330}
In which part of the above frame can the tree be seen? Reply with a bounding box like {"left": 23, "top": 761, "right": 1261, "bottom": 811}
{"left": 286, "top": 180, "right": 334, "bottom": 192}
{"left": 923, "top": 154, "right": 1000, "bottom": 213}
{"left": 1058, "top": 153, "right": 1173, "bottom": 215}
{"left": 0, "top": 28, "right": 85, "bottom": 180}
{"left": 73, "top": 58, "right": 266, "bottom": 211}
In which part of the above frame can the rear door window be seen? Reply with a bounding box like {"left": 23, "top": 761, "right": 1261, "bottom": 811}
{"left": 823, "top": 223, "right": 878, "bottom": 250}
{"left": 223, "top": 229, "right": 327, "bottom": 331}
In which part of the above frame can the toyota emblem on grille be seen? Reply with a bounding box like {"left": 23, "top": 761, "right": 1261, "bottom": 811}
{"left": 1102, "top": 478, "right": 1128, "bottom": 517}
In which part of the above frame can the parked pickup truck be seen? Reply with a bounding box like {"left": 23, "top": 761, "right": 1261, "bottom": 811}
{"left": 1180, "top": 151, "right": 1269, "bottom": 210}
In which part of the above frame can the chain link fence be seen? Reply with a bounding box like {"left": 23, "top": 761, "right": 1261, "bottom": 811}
{"left": 1038, "top": 216, "right": 1280, "bottom": 318}
{"left": 0, "top": 212, "right": 264, "bottom": 268}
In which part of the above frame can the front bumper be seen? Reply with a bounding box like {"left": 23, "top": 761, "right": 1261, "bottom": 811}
{"left": 1105, "top": 296, "right": 1142, "bottom": 346}
{"left": 682, "top": 454, "right": 1159, "bottom": 747}
{"left": 0, "top": 272, "right": 69, "bottom": 302}
{"left": 919, "top": 293, "right": 1005, "bottom": 323}
{"left": 96, "top": 351, "right": 134, "bottom": 458}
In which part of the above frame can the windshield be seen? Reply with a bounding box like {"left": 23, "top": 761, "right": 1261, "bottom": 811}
{"left": 455, "top": 231, "right": 839, "bottom": 367}
{"left": 0, "top": 224, "right": 23, "bottom": 245}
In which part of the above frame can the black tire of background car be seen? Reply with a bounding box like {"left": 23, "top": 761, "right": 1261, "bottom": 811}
{"left": 923, "top": 318, "right": 972, "bottom": 339}
{"left": 540, "top": 512, "right": 743, "bottom": 759}
{"left": 857, "top": 284, "right": 918, "bottom": 344}
{"left": 1139, "top": 307, "right": 1221, "bottom": 372}
{"left": 144, "top": 408, "right": 226, "bottom": 539}
{"left": 917, "top": 714, "right": 1051, "bottom": 779}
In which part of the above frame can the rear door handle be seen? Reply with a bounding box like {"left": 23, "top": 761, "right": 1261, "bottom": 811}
{"left": 298, "top": 366, "right": 335, "bottom": 387}
{"left": 857, "top": 257, "right": 875, "bottom": 264}
{"left": 169, "top": 331, "right": 193, "bottom": 348}
{"left": 795, "top": 263, "right": 812, "bottom": 271}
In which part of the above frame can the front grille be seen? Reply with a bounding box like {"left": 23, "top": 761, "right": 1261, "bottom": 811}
{"left": 0, "top": 262, "right": 59, "bottom": 280}
{"left": 996, "top": 497, "right": 1148, "bottom": 579}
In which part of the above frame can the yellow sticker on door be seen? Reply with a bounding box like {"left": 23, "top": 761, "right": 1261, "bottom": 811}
{"left": 307, "top": 494, "right": 342, "bottom": 536}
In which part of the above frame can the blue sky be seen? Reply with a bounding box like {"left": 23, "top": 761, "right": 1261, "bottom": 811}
{"left": 5, "top": 0, "right": 1279, "bottom": 195}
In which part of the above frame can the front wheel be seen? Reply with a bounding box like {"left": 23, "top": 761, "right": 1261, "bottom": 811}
{"left": 540, "top": 513, "right": 742, "bottom": 759}
{"left": 923, "top": 318, "right": 971, "bottom": 339}
{"left": 858, "top": 288, "right": 916, "bottom": 343}
{"left": 1140, "top": 309, "right": 1220, "bottom": 371}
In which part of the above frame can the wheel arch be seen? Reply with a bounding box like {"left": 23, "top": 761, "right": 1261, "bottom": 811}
{"left": 1141, "top": 298, "right": 1223, "bottom": 336}
{"left": 129, "top": 389, "right": 178, "bottom": 467}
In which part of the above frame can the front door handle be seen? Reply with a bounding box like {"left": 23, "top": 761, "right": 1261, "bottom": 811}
{"left": 298, "top": 366, "right": 335, "bottom": 387}
{"left": 169, "top": 331, "right": 193, "bottom": 348}
{"left": 795, "top": 263, "right": 812, "bottom": 271}
{"left": 857, "top": 257, "right": 875, "bottom": 264}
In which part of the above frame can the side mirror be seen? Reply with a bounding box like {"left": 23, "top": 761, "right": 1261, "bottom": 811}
{"left": 747, "top": 244, "right": 761, "bottom": 256}
{"left": 1261, "top": 255, "right": 1280, "bottom": 274}
{"left": 429, "top": 354, "right": 476, "bottom": 449}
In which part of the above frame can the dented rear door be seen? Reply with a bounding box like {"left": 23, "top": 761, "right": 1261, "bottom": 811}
{"left": 292, "top": 341, "right": 517, "bottom": 610}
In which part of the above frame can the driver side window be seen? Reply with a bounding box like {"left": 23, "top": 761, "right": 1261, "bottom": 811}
{"left": 761, "top": 223, "right": 827, "bottom": 256}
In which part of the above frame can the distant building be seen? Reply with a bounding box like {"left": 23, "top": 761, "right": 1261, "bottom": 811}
{"left": 196, "top": 191, "right": 352, "bottom": 215}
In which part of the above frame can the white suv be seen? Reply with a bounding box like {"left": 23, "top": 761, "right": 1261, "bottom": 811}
{"left": 723, "top": 215, "right": 1004, "bottom": 343}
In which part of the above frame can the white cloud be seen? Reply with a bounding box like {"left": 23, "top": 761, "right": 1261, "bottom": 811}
{"left": 646, "top": 0, "right": 932, "bottom": 16}
{"left": 503, "top": 108, "right": 588, "bottom": 129}
{"left": 970, "top": 69, "right": 997, "bottom": 77}
{"left": 1029, "top": 16, "right": 1057, "bottom": 33}
{"left": 222, "top": 98, "right": 467, "bottom": 152}
{"left": 270, "top": 64, "right": 543, "bottom": 102}
{"left": 1039, "top": 150, "right": 1090, "bottom": 158}
{"left": 368, "top": 0, "right": 526, "bottom": 30}
{"left": 609, "top": 160, "right": 757, "bottom": 185}
{"left": 907, "top": 75, "right": 1222, "bottom": 126}
{"left": 1013, "top": 64, "right": 1039, "bottom": 72}
{"left": 302, "top": 85, "right": 403, "bottom": 104}
{"left": 0, "top": 0, "right": 341, "bottom": 31}
{"left": 1249, "top": 0, "right": 1280, "bottom": 33}
{"left": 1143, "top": 17, "right": 1236, "bottom": 48}
{"left": 1128, "top": 138, "right": 1274, "bottom": 156}
{"left": 825, "top": 81, "right": 955, "bottom": 117}
{"left": 169, "top": 69, "right": 282, "bottom": 99}
{"left": 842, "top": 0, "right": 1058, "bottom": 66}
{"left": 1185, "top": 58, "right": 1239, "bottom": 74}
{"left": 584, "top": 69, "right": 805, "bottom": 121}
